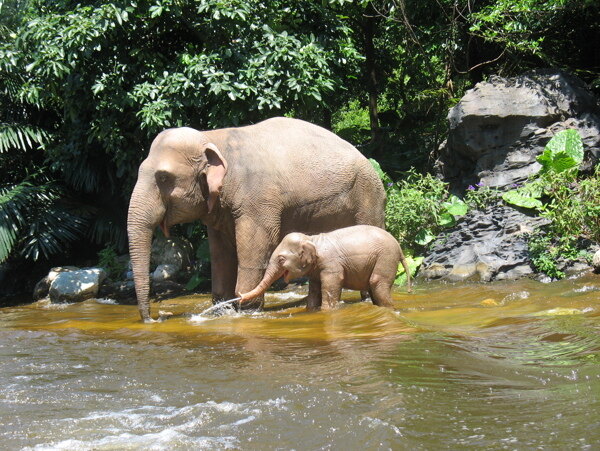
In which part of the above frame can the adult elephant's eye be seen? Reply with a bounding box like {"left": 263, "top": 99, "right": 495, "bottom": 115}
{"left": 156, "top": 171, "right": 170, "bottom": 184}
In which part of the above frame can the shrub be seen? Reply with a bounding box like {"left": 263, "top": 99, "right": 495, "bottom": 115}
{"left": 500, "top": 129, "right": 599, "bottom": 278}
{"left": 370, "top": 160, "right": 466, "bottom": 251}
{"left": 98, "top": 245, "right": 126, "bottom": 280}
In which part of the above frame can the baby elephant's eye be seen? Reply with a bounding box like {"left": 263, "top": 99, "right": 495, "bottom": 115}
{"left": 277, "top": 255, "right": 286, "bottom": 265}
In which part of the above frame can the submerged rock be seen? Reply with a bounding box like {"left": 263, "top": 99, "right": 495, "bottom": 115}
{"left": 48, "top": 267, "right": 107, "bottom": 303}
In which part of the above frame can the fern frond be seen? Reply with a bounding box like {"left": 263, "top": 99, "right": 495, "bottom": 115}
{"left": 0, "top": 123, "right": 50, "bottom": 152}
{"left": 0, "top": 179, "right": 59, "bottom": 262}
{"left": 21, "top": 206, "right": 87, "bottom": 261}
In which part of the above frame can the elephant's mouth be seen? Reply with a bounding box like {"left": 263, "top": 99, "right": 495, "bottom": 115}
{"left": 283, "top": 270, "right": 290, "bottom": 283}
{"left": 159, "top": 218, "right": 170, "bottom": 238}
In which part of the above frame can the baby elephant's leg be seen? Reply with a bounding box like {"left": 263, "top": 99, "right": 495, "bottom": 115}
{"left": 305, "top": 278, "right": 322, "bottom": 312}
{"left": 368, "top": 260, "right": 396, "bottom": 308}
{"left": 320, "top": 271, "right": 343, "bottom": 310}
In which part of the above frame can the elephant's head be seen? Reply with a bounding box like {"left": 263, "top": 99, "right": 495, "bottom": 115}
{"left": 239, "top": 233, "right": 317, "bottom": 302}
{"left": 127, "top": 127, "right": 228, "bottom": 322}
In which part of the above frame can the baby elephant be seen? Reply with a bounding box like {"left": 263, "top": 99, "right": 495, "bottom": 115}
{"left": 239, "top": 225, "right": 411, "bottom": 311}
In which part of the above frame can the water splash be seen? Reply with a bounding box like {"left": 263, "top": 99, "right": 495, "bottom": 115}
{"left": 197, "top": 297, "right": 241, "bottom": 316}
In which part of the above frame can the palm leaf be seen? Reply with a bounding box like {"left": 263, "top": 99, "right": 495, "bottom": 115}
{"left": 0, "top": 123, "right": 50, "bottom": 153}
{"left": 21, "top": 206, "right": 87, "bottom": 261}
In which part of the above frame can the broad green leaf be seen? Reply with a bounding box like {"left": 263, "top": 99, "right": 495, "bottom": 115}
{"left": 438, "top": 212, "right": 456, "bottom": 227}
{"left": 538, "top": 129, "right": 584, "bottom": 173}
{"left": 395, "top": 255, "right": 424, "bottom": 285}
{"left": 415, "top": 228, "right": 435, "bottom": 245}
{"left": 549, "top": 151, "right": 578, "bottom": 173}
{"left": 545, "top": 129, "right": 584, "bottom": 164}
{"left": 442, "top": 195, "right": 468, "bottom": 216}
{"left": 502, "top": 190, "right": 543, "bottom": 209}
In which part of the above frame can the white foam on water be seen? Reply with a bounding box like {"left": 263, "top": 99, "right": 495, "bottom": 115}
{"left": 266, "top": 291, "right": 305, "bottom": 301}
{"left": 501, "top": 291, "right": 530, "bottom": 304}
{"left": 26, "top": 429, "right": 238, "bottom": 451}
{"left": 188, "top": 314, "right": 212, "bottom": 323}
{"left": 574, "top": 285, "right": 599, "bottom": 293}
{"left": 23, "top": 398, "right": 289, "bottom": 450}
{"left": 95, "top": 298, "right": 118, "bottom": 305}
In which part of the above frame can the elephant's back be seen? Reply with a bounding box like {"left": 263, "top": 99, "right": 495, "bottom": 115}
{"left": 210, "top": 117, "right": 384, "bottom": 229}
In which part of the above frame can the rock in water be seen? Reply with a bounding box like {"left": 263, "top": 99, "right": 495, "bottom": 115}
{"left": 593, "top": 249, "right": 600, "bottom": 273}
{"left": 49, "top": 268, "right": 107, "bottom": 303}
{"left": 421, "top": 203, "right": 549, "bottom": 282}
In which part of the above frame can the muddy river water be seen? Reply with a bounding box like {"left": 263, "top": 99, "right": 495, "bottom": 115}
{"left": 1, "top": 275, "right": 599, "bottom": 449}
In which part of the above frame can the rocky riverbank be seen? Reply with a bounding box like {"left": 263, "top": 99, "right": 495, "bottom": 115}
{"left": 422, "top": 69, "right": 600, "bottom": 283}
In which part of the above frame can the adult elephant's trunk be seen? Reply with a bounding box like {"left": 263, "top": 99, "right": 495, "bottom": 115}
{"left": 127, "top": 181, "right": 165, "bottom": 322}
{"left": 239, "top": 260, "right": 284, "bottom": 303}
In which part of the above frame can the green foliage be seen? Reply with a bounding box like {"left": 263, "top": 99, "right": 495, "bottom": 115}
{"left": 503, "top": 129, "right": 584, "bottom": 210}
{"left": 97, "top": 245, "right": 126, "bottom": 280}
{"left": 528, "top": 232, "right": 584, "bottom": 280}
{"left": 464, "top": 182, "right": 501, "bottom": 210}
{"left": 537, "top": 129, "right": 584, "bottom": 174}
{"left": 511, "top": 131, "right": 599, "bottom": 280}
{"left": 332, "top": 99, "right": 370, "bottom": 145}
{"left": 0, "top": 178, "right": 86, "bottom": 262}
{"left": 470, "top": 0, "right": 567, "bottom": 56}
{"left": 502, "top": 180, "right": 545, "bottom": 210}
{"left": 528, "top": 232, "right": 566, "bottom": 279}
{"left": 395, "top": 255, "right": 423, "bottom": 286}
{"left": 542, "top": 167, "right": 600, "bottom": 243}
{"left": 371, "top": 160, "right": 466, "bottom": 251}
{"left": 469, "top": 0, "right": 599, "bottom": 83}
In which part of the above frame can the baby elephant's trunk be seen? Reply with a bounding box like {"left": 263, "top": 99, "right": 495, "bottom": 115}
{"left": 239, "top": 263, "right": 284, "bottom": 303}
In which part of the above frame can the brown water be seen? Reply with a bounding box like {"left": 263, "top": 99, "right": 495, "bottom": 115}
{"left": 1, "top": 275, "right": 599, "bottom": 449}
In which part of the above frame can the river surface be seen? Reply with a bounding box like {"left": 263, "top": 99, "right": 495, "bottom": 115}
{"left": 1, "top": 275, "right": 599, "bottom": 449}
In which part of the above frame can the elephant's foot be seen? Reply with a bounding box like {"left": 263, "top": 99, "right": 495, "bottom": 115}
{"left": 239, "top": 297, "right": 264, "bottom": 311}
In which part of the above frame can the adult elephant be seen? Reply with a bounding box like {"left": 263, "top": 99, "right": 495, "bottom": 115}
{"left": 127, "top": 117, "right": 385, "bottom": 322}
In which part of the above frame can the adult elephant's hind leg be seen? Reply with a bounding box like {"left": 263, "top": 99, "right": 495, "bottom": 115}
{"left": 234, "top": 216, "right": 278, "bottom": 310}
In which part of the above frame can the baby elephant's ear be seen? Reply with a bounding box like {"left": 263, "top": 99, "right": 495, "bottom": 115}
{"left": 300, "top": 240, "right": 317, "bottom": 268}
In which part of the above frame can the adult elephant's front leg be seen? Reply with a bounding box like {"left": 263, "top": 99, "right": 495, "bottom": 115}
{"left": 208, "top": 226, "right": 237, "bottom": 304}
{"left": 234, "top": 217, "right": 278, "bottom": 310}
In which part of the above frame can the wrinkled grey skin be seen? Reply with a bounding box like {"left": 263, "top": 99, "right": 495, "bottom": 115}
{"left": 128, "top": 117, "right": 385, "bottom": 322}
{"left": 240, "top": 225, "right": 412, "bottom": 311}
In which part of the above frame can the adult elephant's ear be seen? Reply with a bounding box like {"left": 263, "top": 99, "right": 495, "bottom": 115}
{"left": 203, "top": 142, "right": 228, "bottom": 213}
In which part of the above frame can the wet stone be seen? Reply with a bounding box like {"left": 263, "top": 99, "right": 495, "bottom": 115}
{"left": 49, "top": 268, "right": 107, "bottom": 303}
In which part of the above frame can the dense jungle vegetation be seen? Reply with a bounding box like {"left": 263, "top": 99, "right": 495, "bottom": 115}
{"left": 1, "top": 0, "right": 599, "bottom": 296}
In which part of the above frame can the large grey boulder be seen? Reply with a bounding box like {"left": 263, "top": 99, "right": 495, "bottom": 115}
{"left": 33, "top": 266, "right": 79, "bottom": 300}
{"left": 422, "top": 70, "right": 600, "bottom": 282}
{"left": 152, "top": 263, "right": 180, "bottom": 282}
{"left": 436, "top": 69, "right": 600, "bottom": 192}
{"left": 421, "top": 204, "right": 550, "bottom": 282}
{"left": 49, "top": 268, "right": 107, "bottom": 303}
